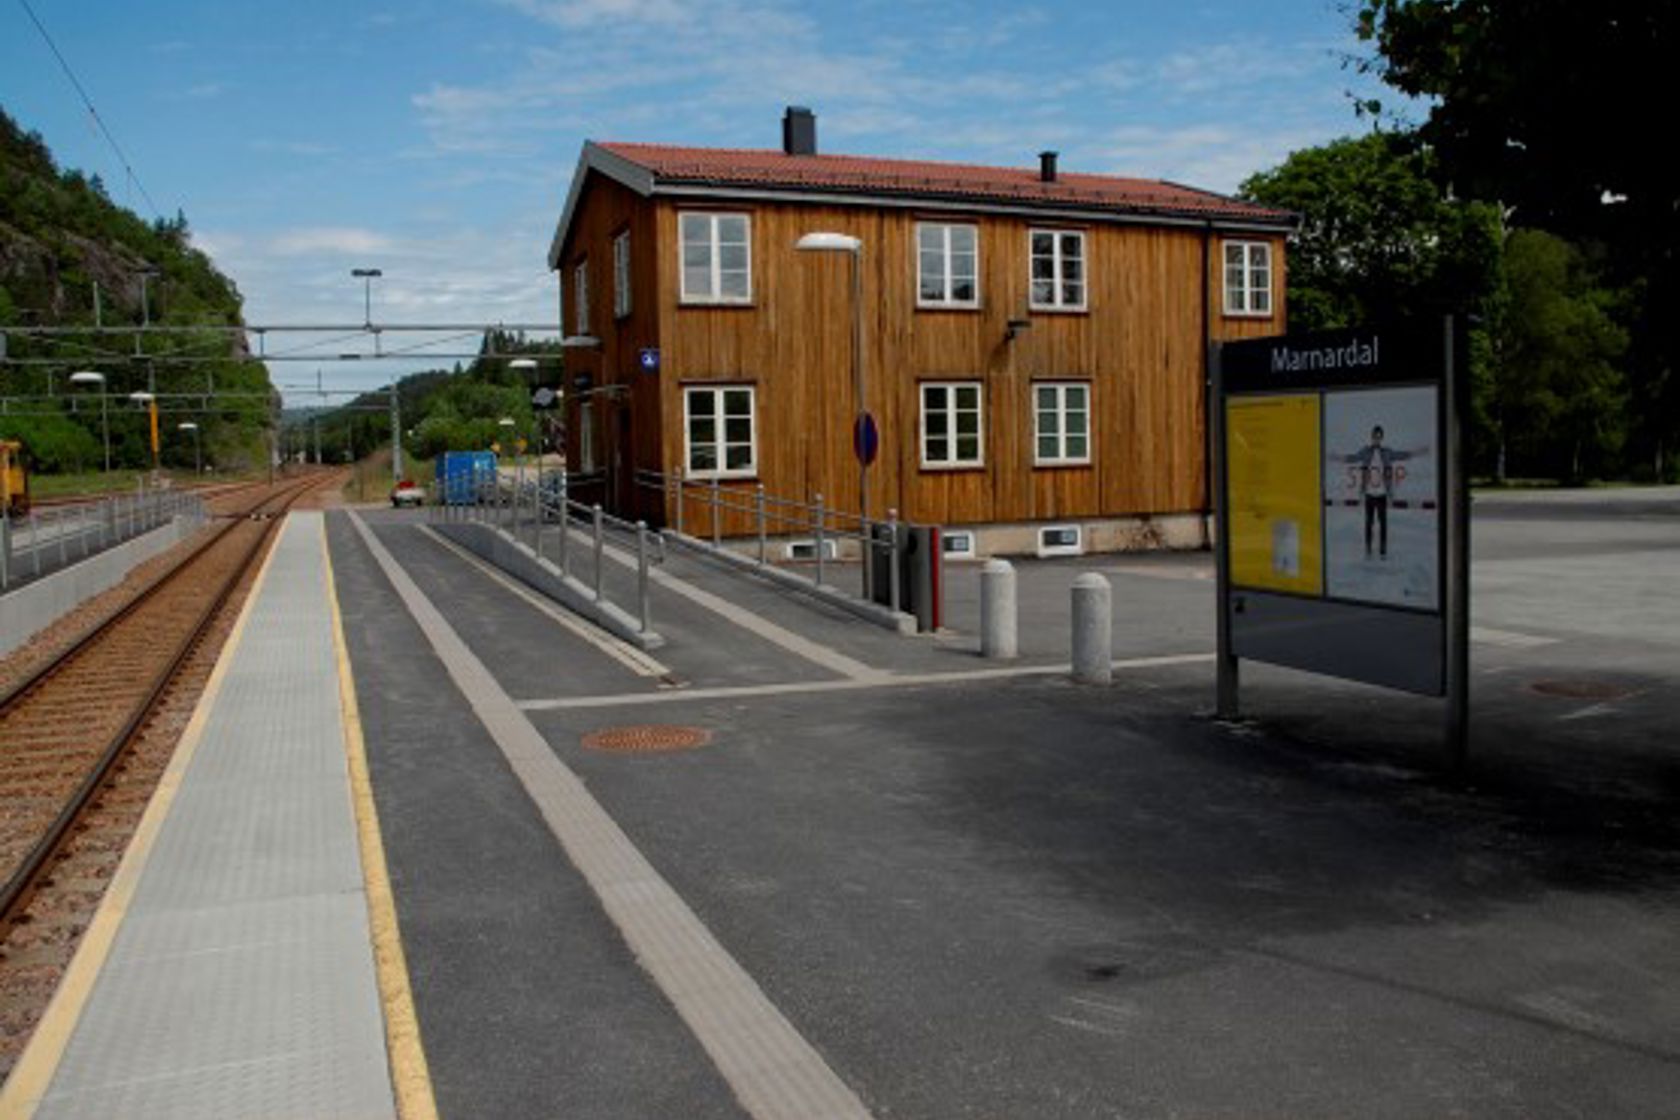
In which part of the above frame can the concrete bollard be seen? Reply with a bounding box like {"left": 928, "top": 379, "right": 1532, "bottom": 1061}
{"left": 1071, "top": 572, "right": 1112, "bottom": 684}
{"left": 979, "top": 558, "right": 1017, "bottom": 659}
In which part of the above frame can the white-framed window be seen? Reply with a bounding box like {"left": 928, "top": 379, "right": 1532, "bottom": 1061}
{"left": 1223, "top": 240, "right": 1273, "bottom": 316}
{"left": 613, "top": 230, "right": 631, "bottom": 319}
{"left": 680, "top": 212, "right": 751, "bottom": 303}
{"left": 683, "top": 384, "right": 756, "bottom": 478}
{"left": 916, "top": 223, "right": 979, "bottom": 308}
{"left": 1029, "top": 229, "right": 1086, "bottom": 311}
{"left": 573, "top": 259, "right": 589, "bottom": 333}
{"left": 1034, "top": 381, "right": 1091, "bottom": 465}
{"left": 920, "top": 381, "right": 984, "bottom": 468}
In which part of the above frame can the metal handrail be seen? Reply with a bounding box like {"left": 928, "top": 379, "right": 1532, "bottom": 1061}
{"left": 630, "top": 468, "right": 906, "bottom": 611}
{"left": 2, "top": 488, "right": 204, "bottom": 592}
{"left": 427, "top": 470, "right": 661, "bottom": 635}
{"left": 634, "top": 468, "right": 883, "bottom": 540}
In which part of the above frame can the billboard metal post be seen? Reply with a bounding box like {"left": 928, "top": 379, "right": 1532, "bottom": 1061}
{"left": 1442, "top": 316, "right": 1471, "bottom": 771}
{"left": 1211, "top": 344, "right": 1239, "bottom": 719}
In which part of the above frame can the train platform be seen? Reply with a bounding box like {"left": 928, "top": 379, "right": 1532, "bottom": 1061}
{"left": 3, "top": 490, "right": 1677, "bottom": 1118}
{"left": 1, "top": 511, "right": 410, "bottom": 1119}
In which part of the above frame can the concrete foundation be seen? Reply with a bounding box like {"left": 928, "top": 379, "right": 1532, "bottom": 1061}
{"left": 703, "top": 512, "right": 1215, "bottom": 566}
{"left": 0, "top": 517, "right": 197, "bottom": 658}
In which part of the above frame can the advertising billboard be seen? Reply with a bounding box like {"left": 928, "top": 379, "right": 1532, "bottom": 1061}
{"left": 1213, "top": 320, "right": 1467, "bottom": 740}
{"left": 1226, "top": 394, "right": 1324, "bottom": 596}
{"left": 1322, "top": 386, "right": 1439, "bottom": 609}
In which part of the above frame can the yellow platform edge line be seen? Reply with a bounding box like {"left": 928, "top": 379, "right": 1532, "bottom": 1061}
{"left": 321, "top": 518, "right": 439, "bottom": 1120}
{"left": 0, "top": 512, "right": 291, "bottom": 1119}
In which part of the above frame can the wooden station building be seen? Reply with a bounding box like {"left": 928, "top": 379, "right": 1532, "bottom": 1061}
{"left": 547, "top": 107, "right": 1294, "bottom": 555}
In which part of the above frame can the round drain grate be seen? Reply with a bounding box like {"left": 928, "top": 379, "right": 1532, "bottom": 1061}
{"left": 1529, "top": 679, "right": 1633, "bottom": 701}
{"left": 581, "top": 724, "right": 712, "bottom": 753}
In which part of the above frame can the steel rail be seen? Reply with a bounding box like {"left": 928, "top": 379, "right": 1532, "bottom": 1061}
{"left": 0, "top": 475, "right": 325, "bottom": 930}
{"left": 0, "top": 482, "right": 281, "bottom": 715}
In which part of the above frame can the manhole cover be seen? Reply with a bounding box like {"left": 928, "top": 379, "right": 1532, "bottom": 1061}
{"left": 1529, "top": 679, "right": 1633, "bottom": 701}
{"left": 581, "top": 725, "right": 712, "bottom": 753}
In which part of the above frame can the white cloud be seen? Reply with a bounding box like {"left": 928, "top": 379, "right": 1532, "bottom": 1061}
{"left": 1088, "top": 122, "right": 1329, "bottom": 194}
{"left": 269, "top": 227, "right": 396, "bottom": 257}
{"left": 198, "top": 219, "right": 563, "bottom": 402}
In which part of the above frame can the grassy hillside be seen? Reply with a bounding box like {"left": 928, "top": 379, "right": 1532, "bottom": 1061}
{"left": 0, "top": 105, "right": 274, "bottom": 476}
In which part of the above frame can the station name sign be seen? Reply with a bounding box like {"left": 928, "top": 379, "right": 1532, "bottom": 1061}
{"left": 1223, "top": 324, "right": 1438, "bottom": 395}
{"left": 1270, "top": 335, "right": 1379, "bottom": 374}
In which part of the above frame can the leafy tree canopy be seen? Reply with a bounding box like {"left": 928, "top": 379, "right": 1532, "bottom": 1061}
{"left": 1355, "top": 0, "right": 1676, "bottom": 475}
{"left": 1239, "top": 131, "right": 1502, "bottom": 331}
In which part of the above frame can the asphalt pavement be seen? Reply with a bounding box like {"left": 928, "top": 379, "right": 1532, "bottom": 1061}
{"left": 332, "top": 489, "right": 1680, "bottom": 1118}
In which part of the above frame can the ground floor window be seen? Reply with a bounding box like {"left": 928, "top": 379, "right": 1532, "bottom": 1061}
{"left": 684, "top": 384, "right": 756, "bottom": 478}
{"left": 920, "top": 381, "right": 984, "bottom": 468}
{"left": 1034, "top": 382, "right": 1091, "bottom": 465}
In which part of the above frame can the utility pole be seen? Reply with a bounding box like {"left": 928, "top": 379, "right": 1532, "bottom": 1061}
{"left": 389, "top": 382, "right": 403, "bottom": 481}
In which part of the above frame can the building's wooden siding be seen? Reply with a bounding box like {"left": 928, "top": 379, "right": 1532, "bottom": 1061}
{"left": 638, "top": 193, "right": 1285, "bottom": 534}
{"left": 556, "top": 174, "right": 663, "bottom": 518}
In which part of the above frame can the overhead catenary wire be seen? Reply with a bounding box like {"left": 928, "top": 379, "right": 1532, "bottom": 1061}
{"left": 15, "top": 0, "right": 167, "bottom": 222}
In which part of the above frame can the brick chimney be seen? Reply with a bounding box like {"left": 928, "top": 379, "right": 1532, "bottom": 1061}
{"left": 783, "top": 106, "right": 817, "bottom": 156}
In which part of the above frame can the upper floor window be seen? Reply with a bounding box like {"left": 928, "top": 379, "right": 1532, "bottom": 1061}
{"left": 1223, "top": 240, "right": 1272, "bottom": 316}
{"left": 1034, "top": 382, "right": 1091, "bottom": 465}
{"left": 684, "top": 384, "right": 757, "bottom": 478}
{"left": 573, "top": 259, "right": 589, "bottom": 334}
{"left": 920, "top": 381, "right": 984, "bottom": 468}
{"left": 917, "top": 223, "right": 979, "bottom": 308}
{"left": 613, "top": 231, "right": 632, "bottom": 318}
{"left": 1030, "top": 230, "right": 1086, "bottom": 311}
{"left": 680, "top": 212, "right": 751, "bottom": 303}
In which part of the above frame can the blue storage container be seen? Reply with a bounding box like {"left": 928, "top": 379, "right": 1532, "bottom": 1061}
{"left": 435, "top": 450, "right": 497, "bottom": 505}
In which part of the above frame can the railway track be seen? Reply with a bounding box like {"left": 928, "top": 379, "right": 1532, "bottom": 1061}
{"left": 0, "top": 474, "right": 326, "bottom": 938}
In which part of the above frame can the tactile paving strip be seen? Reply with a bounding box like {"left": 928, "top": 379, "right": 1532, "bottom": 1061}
{"left": 34, "top": 513, "right": 395, "bottom": 1120}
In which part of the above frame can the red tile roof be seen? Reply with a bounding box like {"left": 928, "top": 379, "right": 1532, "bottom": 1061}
{"left": 596, "top": 142, "right": 1292, "bottom": 225}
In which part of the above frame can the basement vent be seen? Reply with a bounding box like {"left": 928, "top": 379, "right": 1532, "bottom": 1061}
{"left": 786, "top": 538, "right": 839, "bottom": 561}
{"left": 1037, "top": 524, "right": 1083, "bottom": 558}
{"left": 941, "top": 531, "right": 976, "bottom": 559}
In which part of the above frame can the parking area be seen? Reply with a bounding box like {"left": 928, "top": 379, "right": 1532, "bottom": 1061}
{"left": 332, "top": 488, "right": 1679, "bottom": 1117}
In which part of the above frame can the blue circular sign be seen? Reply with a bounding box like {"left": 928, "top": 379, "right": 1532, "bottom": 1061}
{"left": 853, "top": 412, "right": 879, "bottom": 466}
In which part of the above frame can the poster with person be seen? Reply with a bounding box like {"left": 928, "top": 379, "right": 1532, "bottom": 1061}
{"left": 1323, "top": 385, "right": 1439, "bottom": 609}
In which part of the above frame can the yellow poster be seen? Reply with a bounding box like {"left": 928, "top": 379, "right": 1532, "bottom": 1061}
{"left": 1226, "top": 394, "right": 1323, "bottom": 595}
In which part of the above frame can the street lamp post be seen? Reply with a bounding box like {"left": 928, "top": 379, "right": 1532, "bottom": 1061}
{"left": 498, "top": 416, "right": 518, "bottom": 475}
{"left": 510, "top": 358, "right": 539, "bottom": 487}
{"left": 70, "top": 370, "right": 110, "bottom": 474}
{"left": 178, "top": 421, "right": 201, "bottom": 476}
{"left": 351, "top": 267, "right": 383, "bottom": 328}
{"left": 795, "top": 232, "right": 870, "bottom": 597}
{"left": 130, "top": 391, "right": 159, "bottom": 477}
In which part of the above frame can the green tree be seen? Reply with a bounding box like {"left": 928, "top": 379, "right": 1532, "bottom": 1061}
{"left": 0, "top": 415, "right": 101, "bottom": 473}
{"left": 1496, "top": 230, "right": 1628, "bottom": 482}
{"left": 1239, "top": 132, "right": 1503, "bottom": 331}
{"left": 1241, "top": 133, "right": 1508, "bottom": 470}
{"left": 2, "top": 104, "right": 277, "bottom": 477}
{"left": 1355, "top": 0, "right": 1677, "bottom": 479}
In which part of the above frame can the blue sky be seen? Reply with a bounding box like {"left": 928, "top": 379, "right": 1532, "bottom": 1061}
{"left": 2, "top": 0, "right": 1398, "bottom": 402}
